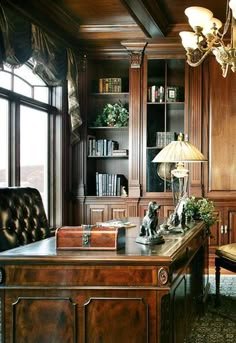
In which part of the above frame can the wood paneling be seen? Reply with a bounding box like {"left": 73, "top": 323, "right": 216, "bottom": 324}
{"left": 203, "top": 57, "right": 236, "bottom": 197}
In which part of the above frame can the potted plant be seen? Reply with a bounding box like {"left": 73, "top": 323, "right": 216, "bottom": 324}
{"left": 185, "top": 196, "right": 218, "bottom": 236}
{"left": 93, "top": 100, "right": 129, "bottom": 127}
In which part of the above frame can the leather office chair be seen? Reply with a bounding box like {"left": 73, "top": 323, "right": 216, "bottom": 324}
{"left": 0, "top": 187, "right": 53, "bottom": 252}
{"left": 215, "top": 243, "right": 236, "bottom": 305}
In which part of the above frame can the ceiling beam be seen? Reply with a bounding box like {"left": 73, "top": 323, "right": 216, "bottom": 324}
{"left": 120, "top": 0, "right": 168, "bottom": 38}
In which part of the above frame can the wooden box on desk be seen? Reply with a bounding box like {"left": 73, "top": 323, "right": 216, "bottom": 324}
{"left": 56, "top": 225, "right": 126, "bottom": 250}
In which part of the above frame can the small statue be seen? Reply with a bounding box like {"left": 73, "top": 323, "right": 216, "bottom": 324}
{"left": 174, "top": 212, "right": 180, "bottom": 227}
{"left": 136, "top": 201, "right": 164, "bottom": 245}
{"left": 121, "top": 186, "right": 128, "bottom": 197}
{"left": 181, "top": 205, "right": 186, "bottom": 227}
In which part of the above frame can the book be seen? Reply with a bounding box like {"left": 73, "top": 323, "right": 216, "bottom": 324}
{"left": 112, "top": 149, "right": 128, "bottom": 157}
{"left": 98, "top": 78, "right": 122, "bottom": 93}
{"left": 96, "top": 173, "right": 128, "bottom": 197}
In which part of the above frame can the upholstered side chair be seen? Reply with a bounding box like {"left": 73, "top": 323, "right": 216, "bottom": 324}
{"left": 215, "top": 243, "right": 236, "bottom": 305}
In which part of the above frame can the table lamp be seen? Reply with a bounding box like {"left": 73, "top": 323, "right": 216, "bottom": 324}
{"left": 152, "top": 133, "right": 207, "bottom": 226}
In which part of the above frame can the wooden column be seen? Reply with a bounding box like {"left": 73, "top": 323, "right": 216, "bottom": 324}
{"left": 121, "top": 42, "right": 147, "bottom": 199}
{"left": 185, "top": 63, "right": 204, "bottom": 197}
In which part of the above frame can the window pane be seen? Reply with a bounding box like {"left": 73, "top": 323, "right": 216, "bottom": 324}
{"left": 0, "top": 71, "right": 11, "bottom": 90}
{"left": 14, "top": 64, "right": 45, "bottom": 86}
{"left": 0, "top": 99, "right": 9, "bottom": 186}
{"left": 14, "top": 76, "right": 32, "bottom": 97}
{"left": 34, "top": 86, "right": 49, "bottom": 103}
{"left": 20, "top": 105, "right": 48, "bottom": 210}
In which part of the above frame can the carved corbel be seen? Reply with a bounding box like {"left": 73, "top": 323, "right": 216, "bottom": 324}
{"left": 121, "top": 41, "right": 147, "bottom": 68}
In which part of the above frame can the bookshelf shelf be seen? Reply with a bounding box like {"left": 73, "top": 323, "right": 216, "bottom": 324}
{"left": 88, "top": 126, "right": 128, "bottom": 130}
{"left": 88, "top": 156, "right": 128, "bottom": 159}
{"left": 90, "top": 92, "right": 129, "bottom": 96}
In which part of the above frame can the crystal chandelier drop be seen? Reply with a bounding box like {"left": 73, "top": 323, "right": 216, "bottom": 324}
{"left": 179, "top": 0, "right": 236, "bottom": 77}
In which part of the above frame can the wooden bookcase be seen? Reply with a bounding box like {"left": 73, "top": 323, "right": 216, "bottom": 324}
{"left": 74, "top": 49, "right": 188, "bottom": 225}
{"left": 142, "top": 57, "right": 185, "bottom": 198}
{"left": 86, "top": 58, "right": 129, "bottom": 197}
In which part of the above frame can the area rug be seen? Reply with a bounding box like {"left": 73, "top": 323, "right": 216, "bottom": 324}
{"left": 189, "top": 275, "right": 236, "bottom": 343}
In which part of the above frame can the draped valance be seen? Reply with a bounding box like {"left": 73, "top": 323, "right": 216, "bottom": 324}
{"left": 0, "top": 3, "right": 82, "bottom": 144}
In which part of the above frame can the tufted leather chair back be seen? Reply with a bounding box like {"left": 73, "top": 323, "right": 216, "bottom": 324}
{"left": 0, "top": 187, "right": 51, "bottom": 251}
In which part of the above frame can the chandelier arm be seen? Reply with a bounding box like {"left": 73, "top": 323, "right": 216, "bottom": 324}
{"left": 197, "top": 36, "right": 220, "bottom": 52}
{"left": 186, "top": 46, "right": 214, "bottom": 67}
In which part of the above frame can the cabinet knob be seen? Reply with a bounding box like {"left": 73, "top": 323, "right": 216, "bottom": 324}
{"left": 224, "top": 225, "right": 228, "bottom": 234}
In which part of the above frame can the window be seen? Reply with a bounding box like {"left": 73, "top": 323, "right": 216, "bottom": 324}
{"left": 0, "top": 63, "right": 62, "bottom": 224}
{"left": 0, "top": 99, "right": 8, "bottom": 186}
{"left": 20, "top": 105, "right": 48, "bottom": 206}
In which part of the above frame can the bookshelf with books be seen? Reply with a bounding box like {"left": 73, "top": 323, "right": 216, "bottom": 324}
{"left": 143, "top": 58, "right": 185, "bottom": 196}
{"left": 86, "top": 58, "right": 129, "bottom": 198}
{"left": 74, "top": 48, "right": 188, "bottom": 225}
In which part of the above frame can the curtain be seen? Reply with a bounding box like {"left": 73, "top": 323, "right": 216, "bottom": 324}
{"left": 0, "top": 3, "right": 81, "bottom": 143}
{"left": 67, "top": 48, "right": 82, "bottom": 144}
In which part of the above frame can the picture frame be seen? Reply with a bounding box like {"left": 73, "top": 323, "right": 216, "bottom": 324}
{"left": 166, "top": 87, "right": 177, "bottom": 102}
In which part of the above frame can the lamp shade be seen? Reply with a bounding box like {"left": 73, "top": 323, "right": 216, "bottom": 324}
{"left": 202, "top": 17, "right": 222, "bottom": 35}
{"left": 179, "top": 31, "right": 198, "bottom": 50}
{"left": 152, "top": 140, "right": 207, "bottom": 163}
{"left": 229, "top": 0, "right": 236, "bottom": 19}
{"left": 185, "top": 6, "right": 213, "bottom": 30}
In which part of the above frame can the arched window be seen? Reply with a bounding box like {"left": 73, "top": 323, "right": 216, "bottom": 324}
{"left": 0, "top": 63, "right": 62, "bottom": 222}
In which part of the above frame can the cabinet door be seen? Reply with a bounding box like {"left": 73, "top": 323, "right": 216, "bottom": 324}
{"left": 143, "top": 57, "right": 185, "bottom": 198}
{"left": 86, "top": 204, "right": 109, "bottom": 225}
{"left": 110, "top": 204, "right": 127, "bottom": 219}
{"left": 203, "top": 57, "right": 236, "bottom": 197}
{"left": 83, "top": 295, "right": 149, "bottom": 343}
{"left": 208, "top": 207, "right": 223, "bottom": 267}
{"left": 225, "top": 207, "right": 236, "bottom": 244}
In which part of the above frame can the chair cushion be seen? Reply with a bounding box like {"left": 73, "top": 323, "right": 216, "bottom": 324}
{"left": 216, "top": 243, "right": 236, "bottom": 262}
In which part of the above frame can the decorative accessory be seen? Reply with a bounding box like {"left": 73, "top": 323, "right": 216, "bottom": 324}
{"left": 179, "top": 0, "right": 236, "bottom": 77}
{"left": 136, "top": 201, "right": 165, "bottom": 245}
{"left": 185, "top": 196, "right": 217, "bottom": 236}
{"left": 152, "top": 133, "right": 207, "bottom": 228}
{"left": 93, "top": 100, "right": 128, "bottom": 127}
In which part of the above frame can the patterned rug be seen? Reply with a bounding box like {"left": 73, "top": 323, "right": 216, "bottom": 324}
{"left": 190, "top": 275, "right": 236, "bottom": 343}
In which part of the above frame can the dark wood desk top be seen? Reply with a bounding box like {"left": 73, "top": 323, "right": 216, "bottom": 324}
{"left": 0, "top": 218, "right": 205, "bottom": 266}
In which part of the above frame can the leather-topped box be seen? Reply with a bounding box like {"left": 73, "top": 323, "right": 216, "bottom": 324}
{"left": 56, "top": 225, "right": 126, "bottom": 250}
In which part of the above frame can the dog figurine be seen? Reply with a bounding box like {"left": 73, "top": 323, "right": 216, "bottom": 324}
{"left": 138, "top": 201, "right": 162, "bottom": 241}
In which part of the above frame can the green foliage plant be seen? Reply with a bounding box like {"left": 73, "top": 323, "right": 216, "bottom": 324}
{"left": 185, "top": 196, "right": 218, "bottom": 236}
{"left": 93, "top": 100, "right": 129, "bottom": 127}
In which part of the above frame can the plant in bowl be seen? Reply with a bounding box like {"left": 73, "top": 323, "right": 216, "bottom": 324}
{"left": 185, "top": 196, "right": 218, "bottom": 236}
{"left": 93, "top": 100, "right": 129, "bottom": 127}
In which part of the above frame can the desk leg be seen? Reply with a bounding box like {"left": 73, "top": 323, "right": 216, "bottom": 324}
{"left": 215, "top": 258, "right": 221, "bottom": 306}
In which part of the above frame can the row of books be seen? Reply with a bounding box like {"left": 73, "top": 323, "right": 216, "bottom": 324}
{"left": 99, "top": 78, "right": 122, "bottom": 93}
{"left": 148, "top": 85, "right": 165, "bottom": 103}
{"left": 88, "top": 138, "right": 119, "bottom": 157}
{"left": 147, "top": 85, "right": 184, "bottom": 103}
{"left": 156, "top": 131, "right": 177, "bottom": 148}
{"left": 96, "top": 172, "right": 128, "bottom": 196}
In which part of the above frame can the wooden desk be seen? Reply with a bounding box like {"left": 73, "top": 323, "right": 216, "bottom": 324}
{"left": 0, "top": 219, "right": 208, "bottom": 343}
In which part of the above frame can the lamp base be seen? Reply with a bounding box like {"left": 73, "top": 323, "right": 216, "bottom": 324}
{"left": 136, "top": 235, "right": 165, "bottom": 245}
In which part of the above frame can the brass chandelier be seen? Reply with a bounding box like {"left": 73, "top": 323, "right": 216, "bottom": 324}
{"left": 179, "top": 0, "right": 236, "bottom": 77}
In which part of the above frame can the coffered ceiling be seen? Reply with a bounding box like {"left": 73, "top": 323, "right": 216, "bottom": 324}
{"left": 5, "top": 0, "right": 228, "bottom": 52}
